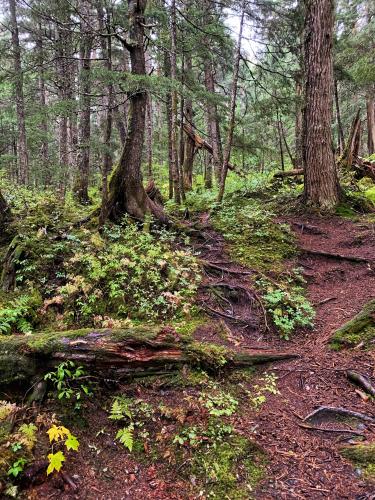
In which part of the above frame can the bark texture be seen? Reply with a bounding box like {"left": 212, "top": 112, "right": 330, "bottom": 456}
{"left": 367, "top": 92, "right": 375, "bottom": 156}
{"left": 302, "top": 0, "right": 340, "bottom": 210}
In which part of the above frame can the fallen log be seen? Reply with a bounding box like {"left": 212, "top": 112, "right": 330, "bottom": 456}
{"left": 274, "top": 169, "right": 304, "bottom": 178}
{"left": 0, "top": 326, "right": 299, "bottom": 386}
{"left": 347, "top": 370, "right": 375, "bottom": 398}
{"left": 304, "top": 406, "right": 375, "bottom": 424}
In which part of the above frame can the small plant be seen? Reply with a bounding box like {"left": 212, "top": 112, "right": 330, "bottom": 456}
{"left": 108, "top": 396, "right": 154, "bottom": 452}
{"left": 46, "top": 424, "right": 79, "bottom": 475}
{"left": 44, "top": 361, "right": 92, "bottom": 409}
{"left": 0, "top": 294, "right": 40, "bottom": 335}
{"left": 200, "top": 382, "right": 238, "bottom": 417}
{"left": 248, "top": 373, "right": 279, "bottom": 410}
{"left": 7, "top": 458, "right": 27, "bottom": 478}
{"left": 258, "top": 276, "right": 315, "bottom": 339}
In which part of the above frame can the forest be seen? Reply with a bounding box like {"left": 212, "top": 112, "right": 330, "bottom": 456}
{"left": 0, "top": 0, "right": 374, "bottom": 498}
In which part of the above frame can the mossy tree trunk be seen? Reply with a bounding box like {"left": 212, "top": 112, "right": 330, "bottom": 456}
{"left": 0, "top": 327, "right": 298, "bottom": 386}
{"left": 105, "top": 0, "right": 166, "bottom": 223}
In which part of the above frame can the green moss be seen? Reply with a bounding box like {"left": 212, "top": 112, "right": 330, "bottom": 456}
{"left": 190, "top": 435, "right": 266, "bottom": 498}
{"left": 187, "top": 341, "right": 229, "bottom": 368}
{"left": 330, "top": 299, "right": 375, "bottom": 350}
{"left": 172, "top": 317, "right": 206, "bottom": 340}
{"left": 340, "top": 444, "right": 375, "bottom": 481}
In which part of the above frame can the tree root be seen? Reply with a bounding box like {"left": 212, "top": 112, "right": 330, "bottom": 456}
{"left": 300, "top": 248, "right": 373, "bottom": 264}
{"left": 303, "top": 406, "right": 375, "bottom": 424}
{"left": 347, "top": 370, "right": 375, "bottom": 398}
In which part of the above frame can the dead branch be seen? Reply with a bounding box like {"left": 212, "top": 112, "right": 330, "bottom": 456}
{"left": 304, "top": 406, "right": 375, "bottom": 424}
{"left": 300, "top": 248, "right": 373, "bottom": 264}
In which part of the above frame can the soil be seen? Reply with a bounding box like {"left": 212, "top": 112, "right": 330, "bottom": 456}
{"left": 24, "top": 214, "right": 375, "bottom": 499}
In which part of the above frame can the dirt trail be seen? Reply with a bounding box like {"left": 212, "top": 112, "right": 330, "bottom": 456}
{"left": 247, "top": 215, "right": 375, "bottom": 499}
{"left": 190, "top": 213, "right": 375, "bottom": 498}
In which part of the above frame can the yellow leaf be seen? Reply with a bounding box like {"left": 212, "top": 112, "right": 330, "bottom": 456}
{"left": 47, "top": 451, "right": 65, "bottom": 475}
{"left": 47, "top": 425, "right": 71, "bottom": 443}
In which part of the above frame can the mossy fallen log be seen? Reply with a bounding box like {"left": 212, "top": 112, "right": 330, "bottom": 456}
{"left": 330, "top": 299, "right": 375, "bottom": 350}
{"left": 0, "top": 326, "right": 298, "bottom": 385}
{"left": 340, "top": 443, "right": 375, "bottom": 481}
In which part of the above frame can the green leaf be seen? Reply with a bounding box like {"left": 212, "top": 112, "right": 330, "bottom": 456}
{"left": 116, "top": 426, "right": 133, "bottom": 451}
{"left": 65, "top": 433, "right": 80, "bottom": 451}
{"left": 47, "top": 451, "right": 65, "bottom": 475}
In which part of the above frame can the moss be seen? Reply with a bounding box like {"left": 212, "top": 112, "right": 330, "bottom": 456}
{"left": 172, "top": 317, "right": 206, "bottom": 340}
{"left": 330, "top": 299, "right": 375, "bottom": 350}
{"left": 187, "top": 341, "right": 229, "bottom": 369}
{"left": 340, "top": 444, "right": 375, "bottom": 481}
{"left": 190, "top": 434, "right": 266, "bottom": 498}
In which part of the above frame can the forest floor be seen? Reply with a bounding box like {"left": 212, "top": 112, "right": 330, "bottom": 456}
{"left": 24, "top": 212, "right": 375, "bottom": 500}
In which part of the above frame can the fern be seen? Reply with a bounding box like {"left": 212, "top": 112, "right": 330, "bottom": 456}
{"left": 116, "top": 425, "right": 134, "bottom": 451}
{"left": 0, "top": 294, "right": 38, "bottom": 335}
{"left": 109, "top": 397, "right": 132, "bottom": 421}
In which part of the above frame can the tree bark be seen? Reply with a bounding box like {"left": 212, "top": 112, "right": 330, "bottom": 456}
{"left": 107, "top": 0, "right": 166, "bottom": 222}
{"left": 182, "top": 53, "right": 195, "bottom": 191}
{"left": 74, "top": 0, "right": 93, "bottom": 204}
{"left": 302, "top": 0, "right": 340, "bottom": 210}
{"left": 295, "top": 72, "right": 304, "bottom": 169}
{"left": 0, "top": 327, "right": 298, "bottom": 386}
{"left": 218, "top": 0, "right": 246, "bottom": 203}
{"left": 9, "top": 0, "right": 29, "bottom": 185}
{"left": 366, "top": 91, "right": 375, "bottom": 156}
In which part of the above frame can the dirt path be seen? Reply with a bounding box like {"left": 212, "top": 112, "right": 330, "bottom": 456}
{"left": 248, "top": 215, "right": 375, "bottom": 499}
{"left": 189, "top": 213, "right": 375, "bottom": 498}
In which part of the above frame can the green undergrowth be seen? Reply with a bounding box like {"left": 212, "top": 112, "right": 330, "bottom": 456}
{"left": 340, "top": 444, "right": 375, "bottom": 481}
{"left": 0, "top": 191, "right": 201, "bottom": 333}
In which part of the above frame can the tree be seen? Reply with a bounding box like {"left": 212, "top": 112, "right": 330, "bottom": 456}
{"left": 106, "top": 0, "right": 165, "bottom": 222}
{"left": 74, "top": 0, "right": 93, "bottom": 204}
{"left": 9, "top": 0, "right": 28, "bottom": 184}
{"left": 218, "top": 0, "right": 246, "bottom": 203}
{"left": 302, "top": 0, "right": 340, "bottom": 210}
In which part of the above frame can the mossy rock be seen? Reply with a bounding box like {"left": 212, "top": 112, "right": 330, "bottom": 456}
{"left": 190, "top": 434, "right": 266, "bottom": 499}
{"left": 330, "top": 300, "right": 375, "bottom": 350}
{"left": 340, "top": 443, "right": 375, "bottom": 481}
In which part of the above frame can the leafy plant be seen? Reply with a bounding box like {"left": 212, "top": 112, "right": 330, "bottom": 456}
{"left": 257, "top": 275, "right": 315, "bottom": 339}
{"left": 246, "top": 373, "right": 279, "bottom": 410}
{"left": 0, "top": 293, "right": 41, "bottom": 335}
{"left": 46, "top": 424, "right": 79, "bottom": 475}
{"left": 199, "top": 383, "right": 238, "bottom": 417}
{"left": 7, "top": 458, "right": 27, "bottom": 478}
{"left": 44, "top": 361, "right": 92, "bottom": 409}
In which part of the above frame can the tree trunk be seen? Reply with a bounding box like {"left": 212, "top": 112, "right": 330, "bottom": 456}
{"left": 302, "top": 0, "right": 340, "bottom": 210}
{"left": 9, "top": 0, "right": 29, "bottom": 185}
{"left": 182, "top": 54, "right": 195, "bottom": 191}
{"left": 366, "top": 91, "right": 375, "bottom": 156}
{"left": 204, "top": 63, "right": 222, "bottom": 184}
{"left": 276, "top": 112, "right": 285, "bottom": 171}
{"left": 334, "top": 79, "right": 345, "bottom": 154}
{"left": 0, "top": 327, "right": 298, "bottom": 386}
{"left": 146, "top": 94, "right": 153, "bottom": 180}
{"left": 0, "top": 190, "right": 11, "bottom": 238}
{"left": 170, "top": 0, "right": 181, "bottom": 204}
{"left": 74, "top": 0, "right": 93, "bottom": 204}
{"left": 218, "top": 0, "right": 246, "bottom": 203}
{"left": 107, "top": 0, "right": 166, "bottom": 222}
{"left": 36, "top": 33, "right": 49, "bottom": 174}
{"left": 98, "top": 4, "right": 114, "bottom": 225}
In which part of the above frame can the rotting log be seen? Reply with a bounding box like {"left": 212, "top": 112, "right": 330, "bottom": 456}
{"left": 347, "top": 370, "right": 375, "bottom": 398}
{"left": 0, "top": 326, "right": 299, "bottom": 386}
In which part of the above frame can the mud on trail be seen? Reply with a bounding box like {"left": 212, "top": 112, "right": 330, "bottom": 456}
{"left": 25, "top": 214, "right": 375, "bottom": 500}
